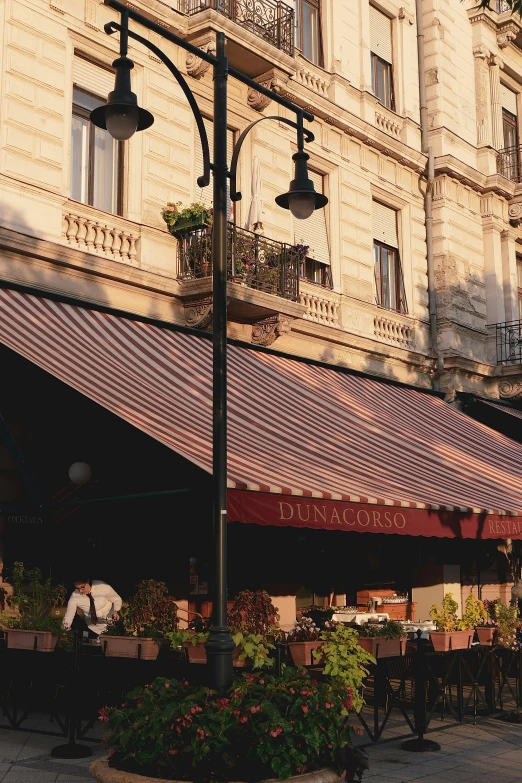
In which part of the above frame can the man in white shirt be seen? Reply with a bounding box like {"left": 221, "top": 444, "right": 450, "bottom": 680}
{"left": 63, "top": 578, "right": 122, "bottom": 636}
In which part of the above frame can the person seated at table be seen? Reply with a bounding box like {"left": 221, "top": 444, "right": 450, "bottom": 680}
{"left": 63, "top": 576, "right": 122, "bottom": 638}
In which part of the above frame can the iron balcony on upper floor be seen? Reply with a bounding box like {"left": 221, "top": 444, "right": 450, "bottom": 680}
{"left": 497, "top": 145, "right": 522, "bottom": 183}
{"left": 496, "top": 320, "right": 522, "bottom": 364}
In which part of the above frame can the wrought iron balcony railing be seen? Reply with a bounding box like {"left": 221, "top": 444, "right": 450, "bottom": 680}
{"left": 177, "top": 223, "right": 300, "bottom": 301}
{"left": 496, "top": 320, "right": 522, "bottom": 364}
{"left": 184, "top": 0, "right": 294, "bottom": 57}
{"left": 497, "top": 145, "right": 522, "bottom": 182}
{"left": 496, "top": 0, "right": 511, "bottom": 12}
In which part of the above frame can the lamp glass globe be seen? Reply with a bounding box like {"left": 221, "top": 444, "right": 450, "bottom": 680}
{"left": 68, "top": 462, "right": 92, "bottom": 486}
{"left": 105, "top": 105, "right": 139, "bottom": 141}
{"left": 288, "top": 191, "right": 316, "bottom": 220}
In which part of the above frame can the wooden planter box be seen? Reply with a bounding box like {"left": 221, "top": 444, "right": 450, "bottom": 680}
{"left": 288, "top": 641, "right": 323, "bottom": 666}
{"left": 357, "top": 637, "right": 407, "bottom": 658}
{"left": 476, "top": 626, "right": 496, "bottom": 646}
{"left": 184, "top": 641, "right": 207, "bottom": 664}
{"left": 7, "top": 629, "right": 59, "bottom": 653}
{"left": 102, "top": 636, "right": 162, "bottom": 660}
{"left": 430, "top": 630, "right": 474, "bottom": 652}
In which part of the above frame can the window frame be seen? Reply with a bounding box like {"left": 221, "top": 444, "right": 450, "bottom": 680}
{"left": 517, "top": 256, "right": 522, "bottom": 321}
{"left": 71, "top": 90, "right": 124, "bottom": 216}
{"left": 373, "top": 238, "right": 407, "bottom": 314}
{"left": 371, "top": 52, "right": 395, "bottom": 111}
{"left": 295, "top": 0, "right": 323, "bottom": 67}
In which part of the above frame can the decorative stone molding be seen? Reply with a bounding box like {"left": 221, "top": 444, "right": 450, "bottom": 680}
{"left": 186, "top": 34, "right": 216, "bottom": 79}
{"left": 473, "top": 45, "right": 490, "bottom": 60}
{"left": 298, "top": 286, "right": 340, "bottom": 327}
{"left": 85, "top": 0, "right": 99, "bottom": 29}
{"left": 293, "top": 67, "right": 330, "bottom": 98}
{"left": 251, "top": 315, "right": 291, "bottom": 346}
{"left": 375, "top": 111, "right": 401, "bottom": 139}
{"left": 374, "top": 314, "right": 414, "bottom": 349}
{"left": 63, "top": 212, "right": 139, "bottom": 265}
{"left": 49, "top": 0, "right": 64, "bottom": 12}
{"left": 499, "top": 380, "right": 522, "bottom": 399}
{"left": 497, "top": 23, "right": 518, "bottom": 49}
{"left": 184, "top": 298, "right": 213, "bottom": 329}
{"left": 398, "top": 7, "right": 414, "bottom": 24}
{"left": 247, "top": 69, "right": 289, "bottom": 112}
{"left": 426, "top": 68, "right": 439, "bottom": 86}
{"left": 508, "top": 202, "right": 522, "bottom": 224}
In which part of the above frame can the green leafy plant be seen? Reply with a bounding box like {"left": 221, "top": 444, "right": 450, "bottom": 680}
{"left": 103, "top": 580, "right": 178, "bottom": 640}
{"left": 102, "top": 668, "right": 360, "bottom": 781}
{"left": 477, "top": 0, "right": 521, "bottom": 12}
{"left": 358, "top": 620, "right": 404, "bottom": 639}
{"left": 492, "top": 601, "right": 521, "bottom": 649}
{"left": 232, "top": 631, "right": 275, "bottom": 669}
{"left": 313, "top": 624, "right": 375, "bottom": 712}
{"left": 429, "top": 593, "right": 461, "bottom": 632}
{"left": 462, "top": 593, "right": 488, "bottom": 629}
{"left": 167, "top": 627, "right": 209, "bottom": 648}
{"left": 161, "top": 201, "right": 210, "bottom": 230}
{"left": 0, "top": 561, "right": 66, "bottom": 634}
{"left": 228, "top": 590, "right": 280, "bottom": 670}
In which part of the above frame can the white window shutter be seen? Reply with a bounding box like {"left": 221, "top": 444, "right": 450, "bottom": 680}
{"left": 369, "top": 5, "right": 393, "bottom": 64}
{"left": 372, "top": 200, "right": 398, "bottom": 248}
{"left": 194, "top": 117, "right": 234, "bottom": 218}
{"left": 73, "top": 56, "right": 114, "bottom": 100}
{"left": 294, "top": 170, "right": 330, "bottom": 265}
{"left": 501, "top": 84, "right": 518, "bottom": 116}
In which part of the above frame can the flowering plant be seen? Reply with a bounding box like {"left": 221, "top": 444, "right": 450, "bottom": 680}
{"left": 293, "top": 243, "right": 310, "bottom": 262}
{"left": 104, "top": 580, "right": 178, "bottom": 640}
{"left": 0, "top": 561, "right": 66, "bottom": 635}
{"left": 161, "top": 201, "right": 210, "bottom": 230}
{"left": 287, "top": 616, "right": 321, "bottom": 642}
{"left": 313, "top": 624, "right": 375, "bottom": 712}
{"left": 228, "top": 590, "right": 280, "bottom": 669}
{"left": 492, "top": 601, "right": 521, "bottom": 649}
{"left": 358, "top": 620, "right": 404, "bottom": 639}
{"left": 102, "top": 668, "right": 359, "bottom": 781}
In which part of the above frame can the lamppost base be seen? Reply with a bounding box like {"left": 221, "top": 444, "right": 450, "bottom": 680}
{"left": 51, "top": 743, "right": 93, "bottom": 759}
{"left": 401, "top": 738, "right": 440, "bottom": 752}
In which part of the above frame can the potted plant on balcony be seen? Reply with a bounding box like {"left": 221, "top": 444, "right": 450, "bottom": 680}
{"left": 91, "top": 667, "right": 367, "bottom": 783}
{"left": 287, "top": 615, "right": 324, "bottom": 666}
{"left": 0, "top": 561, "right": 67, "bottom": 652}
{"left": 357, "top": 620, "right": 407, "bottom": 658}
{"left": 101, "top": 579, "right": 178, "bottom": 660}
{"left": 429, "top": 593, "right": 474, "bottom": 651}
{"left": 161, "top": 201, "right": 210, "bottom": 234}
{"left": 167, "top": 615, "right": 210, "bottom": 664}
{"left": 228, "top": 589, "right": 279, "bottom": 668}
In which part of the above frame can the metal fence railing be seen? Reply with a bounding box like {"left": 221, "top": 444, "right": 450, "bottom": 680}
{"left": 496, "top": 320, "right": 522, "bottom": 364}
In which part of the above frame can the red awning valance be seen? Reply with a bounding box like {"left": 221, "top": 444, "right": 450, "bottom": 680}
{"left": 1, "top": 288, "right": 522, "bottom": 539}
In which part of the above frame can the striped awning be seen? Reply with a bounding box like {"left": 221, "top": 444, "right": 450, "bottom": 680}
{"left": 1, "top": 288, "right": 522, "bottom": 539}
{"left": 478, "top": 400, "right": 522, "bottom": 421}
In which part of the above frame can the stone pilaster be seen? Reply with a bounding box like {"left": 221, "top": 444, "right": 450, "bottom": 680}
{"left": 474, "top": 46, "right": 491, "bottom": 146}
{"left": 489, "top": 55, "right": 504, "bottom": 151}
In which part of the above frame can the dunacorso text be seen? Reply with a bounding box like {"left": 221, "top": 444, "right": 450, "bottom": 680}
{"left": 227, "top": 490, "right": 522, "bottom": 540}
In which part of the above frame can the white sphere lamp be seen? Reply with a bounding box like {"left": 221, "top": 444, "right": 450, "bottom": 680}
{"left": 68, "top": 462, "right": 92, "bottom": 486}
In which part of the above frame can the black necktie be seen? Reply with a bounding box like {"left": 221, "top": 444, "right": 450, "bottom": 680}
{"left": 88, "top": 592, "right": 98, "bottom": 624}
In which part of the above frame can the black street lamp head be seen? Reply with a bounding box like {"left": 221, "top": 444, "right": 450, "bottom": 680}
{"left": 90, "top": 56, "right": 154, "bottom": 141}
{"left": 275, "top": 151, "right": 328, "bottom": 219}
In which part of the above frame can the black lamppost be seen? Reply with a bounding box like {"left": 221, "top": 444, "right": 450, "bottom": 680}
{"left": 91, "top": 0, "right": 327, "bottom": 695}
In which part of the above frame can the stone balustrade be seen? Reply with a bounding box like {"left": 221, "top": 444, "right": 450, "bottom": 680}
{"left": 62, "top": 208, "right": 140, "bottom": 265}
{"left": 373, "top": 313, "right": 414, "bottom": 348}
{"left": 299, "top": 283, "right": 340, "bottom": 327}
{"left": 293, "top": 66, "right": 330, "bottom": 98}
{"left": 374, "top": 110, "right": 401, "bottom": 139}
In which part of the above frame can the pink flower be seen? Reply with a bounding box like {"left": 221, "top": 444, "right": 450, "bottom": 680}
{"left": 165, "top": 682, "right": 170, "bottom": 688}
{"left": 168, "top": 749, "right": 178, "bottom": 755}
{"left": 301, "top": 705, "right": 308, "bottom": 714}
{"left": 240, "top": 715, "right": 248, "bottom": 723}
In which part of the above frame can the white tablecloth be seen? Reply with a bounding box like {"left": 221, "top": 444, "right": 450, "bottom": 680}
{"left": 400, "top": 622, "right": 436, "bottom": 639}
{"left": 331, "top": 612, "right": 390, "bottom": 625}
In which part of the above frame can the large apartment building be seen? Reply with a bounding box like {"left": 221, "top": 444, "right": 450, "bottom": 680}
{"left": 1, "top": 0, "right": 522, "bottom": 400}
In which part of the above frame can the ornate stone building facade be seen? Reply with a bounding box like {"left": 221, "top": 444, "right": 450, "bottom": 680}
{"left": 1, "top": 0, "right": 522, "bottom": 399}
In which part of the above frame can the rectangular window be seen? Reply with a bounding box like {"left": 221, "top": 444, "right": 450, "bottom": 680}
{"left": 296, "top": 0, "right": 322, "bottom": 66}
{"left": 295, "top": 170, "right": 332, "bottom": 288}
{"left": 372, "top": 200, "right": 407, "bottom": 313}
{"left": 71, "top": 59, "right": 122, "bottom": 215}
{"left": 501, "top": 84, "right": 518, "bottom": 148}
{"left": 517, "top": 256, "right": 522, "bottom": 321}
{"left": 194, "top": 117, "right": 235, "bottom": 219}
{"left": 370, "top": 5, "right": 394, "bottom": 111}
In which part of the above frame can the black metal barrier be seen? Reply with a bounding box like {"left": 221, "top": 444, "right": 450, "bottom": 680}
{"left": 1, "top": 633, "right": 522, "bottom": 745}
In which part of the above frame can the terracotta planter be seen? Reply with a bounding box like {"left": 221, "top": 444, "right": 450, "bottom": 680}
{"left": 430, "top": 630, "right": 474, "bottom": 652}
{"left": 102, "top": 636, "right": 162, "bottom": 661}
{"left": 7, "top": 629, "right": 59, "bottom": 653}
{"left": 288, "top": 641, "right": 323, "bottom": 666}
{"left": 184, "top": 641, "right": 207, "bottom": 664}
{"left": 90, "top": 756, "right": 342, "bottom": 783}
{"left": 476, "top": 626, "right": 496, "bottom": 646}
{"left": 357, "top": 637, "right": 407, "bottom": 658}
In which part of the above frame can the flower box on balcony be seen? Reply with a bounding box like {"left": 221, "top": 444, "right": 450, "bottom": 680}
{"left": 169, "top": 215, "right": 210, "bottom": 236}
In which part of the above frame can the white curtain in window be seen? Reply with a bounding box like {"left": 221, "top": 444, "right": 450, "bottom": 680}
{"left": 73, "top": 55, "right": 114, "bottom": 99}
{"left": 194, "top": 117, "right": 234, "bottom": 218}
{"left": 372, "top": 200, "right": 398, "bottom": 248}
{"left": 294, "top": 170, "right": 330, "bottom": 265}
{"left": 501, "top": 83, "right": 518, "bottom": 116}
{"left": 369, "top": 5, "right": 393, "bottom": 64}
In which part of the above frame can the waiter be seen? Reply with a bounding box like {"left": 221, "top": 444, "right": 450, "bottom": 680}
{"left": 63, "top": 577, "right": 122, "bottom": 636}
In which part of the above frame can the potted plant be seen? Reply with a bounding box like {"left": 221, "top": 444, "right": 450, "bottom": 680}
{"left": 101, "top": 579, "right": 178, "bottom": 661}
{"left": 228, "top": 589, "right": 279, "bottom": 668}
{"left": 161, "top": 201, "right": 210, "bottom": 234}
{"left": 168, "top": 615, "right": 210, "bottom": 664}
{"left": 460, "top": 593, "right": 492, "bottom": 645}
{"left": 357, "top": 620, "right": 407, "bottom": 658}
{"left": 491, "top": 600, "right": 521, "bottom": 649}
{"left": 90, "top": 668, "right": 367, "bottom": 782}
{"left": 0, "top": 561, "right": 67, "bottom": 652}
{"left": 313, "top": 624, "right": 375, "bottom": 713}
{"left": 287, "top": 616, "right": 324, "bottom": 666}
{"left": 429, "top": 593, "right": 474, "bottom": 651}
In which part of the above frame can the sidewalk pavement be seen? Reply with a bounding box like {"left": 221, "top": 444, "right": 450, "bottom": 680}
{"left": 1, "top": 716, "right": 522, "bottom": 782}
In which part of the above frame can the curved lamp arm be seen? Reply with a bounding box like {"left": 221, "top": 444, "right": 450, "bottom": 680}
{"left": 105, "top": 20, "right": 211, "bottom": 188}
{"left": 229, "top": 116, "right": 314, "bottom": 202}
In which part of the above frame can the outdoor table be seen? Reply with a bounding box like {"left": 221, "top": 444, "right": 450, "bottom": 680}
{"left": 331, "top": 611, "right": 390, "bottom": 625}
{"left": 400, "top": 621, "right": 436, "bottom": 639}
